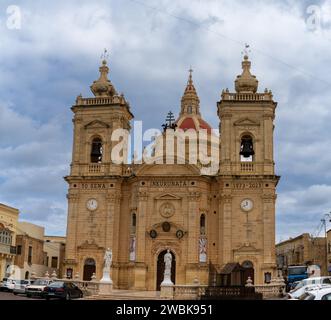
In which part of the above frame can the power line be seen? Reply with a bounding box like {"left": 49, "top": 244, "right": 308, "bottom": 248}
{"left": 127, "top": 0, "right": 331, "bottom": 87}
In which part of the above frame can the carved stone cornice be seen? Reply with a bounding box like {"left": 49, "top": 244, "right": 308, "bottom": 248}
{"left": 188, "top": 191, "right": 201, "bottom": 201}
{"left": 221, "top": 194, "right": 232, "bottom": 203}
{"left": 262, "top": 193, "right": 277, "bottom": 203}
{"left": 66, "top": 193, "right": 79, "bottom": 202}
{"left": 106, "top": 192, "right": 122, "bottom": 204}
{"left": 137, "top": 191, "right": 148, "bottom": 201}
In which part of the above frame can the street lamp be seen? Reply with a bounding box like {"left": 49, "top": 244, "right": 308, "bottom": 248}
{"left": 321, "top": 212, "right": 331, "bottom": 275}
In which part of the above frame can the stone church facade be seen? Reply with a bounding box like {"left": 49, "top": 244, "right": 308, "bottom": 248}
{"left": 63, "top": 54, "right": 279, "bottom": 290}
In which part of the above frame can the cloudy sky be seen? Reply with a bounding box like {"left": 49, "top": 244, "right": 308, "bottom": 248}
{"left": 0, "top": 0, "right": 331, "bottom": 241}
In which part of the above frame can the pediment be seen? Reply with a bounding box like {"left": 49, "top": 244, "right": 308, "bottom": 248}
{"left": 234, "top": 118, "right": 260, "bottom": 126}
{"left": 154, "top": 193, "right": 182, "bottom": 200}
{"left": 84, "top": 120, "right": 110, "bottom": 129}
{"left": 78, "top": 240, "right": 104, "bottom": 250}
{"left": 234, "top": 243, "right": 260, "bottom": 253}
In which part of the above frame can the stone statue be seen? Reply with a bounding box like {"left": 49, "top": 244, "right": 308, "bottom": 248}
{"left": 104, "top": 248, "right": 112, "bottom": 269}
{"left": 101, "top": 248, "right": 113, "bottom": 284}
{"left": 164, "top": 249, "right": 172, "bottom": 270}
{"left": 161, "top": 249, "right": 173, "bottom": 286}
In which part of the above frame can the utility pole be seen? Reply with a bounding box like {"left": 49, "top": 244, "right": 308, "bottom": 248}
{"left": 321, "top": 212, "right": 331, "bottom": 276}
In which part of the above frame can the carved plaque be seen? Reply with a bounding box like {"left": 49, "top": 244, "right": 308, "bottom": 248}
{"left": 160, "top": 202, "right": 175, "bottom": 218}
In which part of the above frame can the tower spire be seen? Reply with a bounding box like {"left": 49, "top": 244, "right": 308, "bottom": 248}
{"left": 180, "top": 67, "right": 200, "bottom": 116}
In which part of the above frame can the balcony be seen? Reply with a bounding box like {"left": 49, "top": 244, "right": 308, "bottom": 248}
{"left": 0, "top": 243, "right": 16, "bottom": 255}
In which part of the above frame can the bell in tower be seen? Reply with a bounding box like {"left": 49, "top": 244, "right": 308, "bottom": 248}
{"left": 91, "top": 138, "right": 103, "bottom": 163}
{"left": 240, "top": 135, "right": 255, "bottom": 158}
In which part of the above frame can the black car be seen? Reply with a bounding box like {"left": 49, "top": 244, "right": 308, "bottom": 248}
{"left": 43, "top": 282, "right": 83, "bottom": 300}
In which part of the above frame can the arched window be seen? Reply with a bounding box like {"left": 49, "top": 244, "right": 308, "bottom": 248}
{"left": 131, "top": 213, "right": 136, "bottom": 234}
{"left": 187, "top": 106, "right": 193, "bottom": 114}
{"left": 200, "top": 214, "right": 206, "bottom": 235}
{"left": 240, "top": 135, "right": 254, "bottom": 162}
{"left": 90, "top": 138, "right": 103, "bottom": 163}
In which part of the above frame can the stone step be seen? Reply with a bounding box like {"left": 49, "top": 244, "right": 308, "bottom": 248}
{"left": 83, "top": 289, "right": 162, "bottom": 300}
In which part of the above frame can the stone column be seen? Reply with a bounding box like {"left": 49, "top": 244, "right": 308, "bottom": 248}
{"left": 187, "top": 192, "right": 200, "bottom": 264}
{"left": 221, "top": 194, "right": 232, "bottom": 263}
{"left": 262, "top": 194, "right": 276, "bottom": 264}
{"left": 71, "top": 116, "right": 82, "bottom": 176}
{"left": 65, "top": 193, "right": 79, "bottom": 261}
{"left": 134, "top": 190, "right": 148, "bottom": 289}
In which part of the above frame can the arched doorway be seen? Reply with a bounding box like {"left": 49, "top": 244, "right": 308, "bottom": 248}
{"left": 83, "top": 258, "right": 96, "bottom": 281}
{"left": 156, "top": 250, "right": 176, "bottom": 291}
{"left": 25, "top": 271, "right": 29, "bottom": 279}
{"left": 241, "top": 260, "right": 254, "bottom": 284}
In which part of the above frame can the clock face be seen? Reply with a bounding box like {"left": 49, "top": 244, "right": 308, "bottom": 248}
{"left": 241, "top": 199, "right": 253, "bottom": 212}
{"left": 87, "top": 199, "right": 98, "bottom": 211}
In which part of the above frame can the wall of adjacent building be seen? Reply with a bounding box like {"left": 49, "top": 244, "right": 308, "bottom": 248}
{"left": 276, "top": 233, "right": 327, "bottom": 275}
{"left": 0, "top": 203, "right": 19, "bottom": 279}
{"left": 44, "top": 236, "right": 66, "bottom": 277}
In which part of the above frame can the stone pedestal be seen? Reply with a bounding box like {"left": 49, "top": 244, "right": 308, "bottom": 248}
{"left": 100, "top": 268, "right": 113, "bottom": 283}
{"left": 99, "top": 282, "right": 113, "bottom": 295}
{"left": 160, "top": 284, "right": 174, "bottom": 299}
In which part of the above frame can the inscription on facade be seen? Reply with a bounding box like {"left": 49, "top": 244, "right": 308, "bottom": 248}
{"left": 233, "top": 182, "right": 262, "bottom": 189}
{"left": 151, "top": 181, "right": 188, "bottom": 187}
{"left": 81, "top": 183, "right": 108, "bottom": 189}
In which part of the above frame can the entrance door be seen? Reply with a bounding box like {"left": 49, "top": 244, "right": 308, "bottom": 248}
{"left": 242, "top": 260, "right": 254, "bottom": 284}
{"left": 156, "top": 250, "right": 176, "bottom": 291}
{"left": 83, "top": 258, "right": 96, "bottom": 281}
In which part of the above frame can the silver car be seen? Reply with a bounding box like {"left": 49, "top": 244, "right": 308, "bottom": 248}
{"left": 13, "top": 280, "right": 33, "bottom": 295}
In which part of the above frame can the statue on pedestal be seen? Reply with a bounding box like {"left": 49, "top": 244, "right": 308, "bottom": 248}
{"left": 100, "top": 248, "right": 113, "bottom": 284}
{"left": 161, "top": 249, "right": 173, "bottom": 286}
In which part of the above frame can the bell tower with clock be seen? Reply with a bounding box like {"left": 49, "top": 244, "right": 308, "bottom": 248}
{"left": 64, "top": 58, "right": 133, "bottom": 280}
{"left": 217, "top": 54, "right": 280, "bottom": 283}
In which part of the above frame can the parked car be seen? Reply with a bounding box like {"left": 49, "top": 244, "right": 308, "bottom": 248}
{"left": 298, "top": 286, "right": 331, "bottom": 300}
{"left": 0, "top": 278, "right": 8, "bottom": 291}
{"left": 1, "top": 279, "right": 18, "bottom": 292}
{"left": 13, "top": 280, "right": 33, "bottom": 295}
{"left": 25, "top": 279, "right": 53, "bottom": 298}
{"left": 288, "top": 277, "right": 331, "bottom": 299}
{"left": 43, "top": 281, "right": 83, "bottom": 300}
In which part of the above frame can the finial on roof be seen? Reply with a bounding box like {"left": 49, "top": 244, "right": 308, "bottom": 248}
{"left": 90, "top": 49, "right": 117, "bottom": 97}
{"left": 235, "top": 45, "right": 258, "bottom": 93}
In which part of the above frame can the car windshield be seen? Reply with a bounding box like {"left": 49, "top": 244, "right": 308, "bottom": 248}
{"left": 33, "top": 279, "right": 49, "bottom": 286}
{"left": 48, "top": 282, "right": 64, "bottom": 288}
{"left": 288, "top": 267, "right": 306, "bottom": 275}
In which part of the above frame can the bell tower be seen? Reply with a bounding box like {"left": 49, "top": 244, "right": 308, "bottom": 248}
{"left": 64, "top": 58, "right": 133, "bottom": 280}
{"left": 217, "top": 54, "right": 280, "bottom": 283}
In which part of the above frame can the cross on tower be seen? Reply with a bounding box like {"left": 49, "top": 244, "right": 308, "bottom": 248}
{"left": 162, "top": 111, "right": 177, "bottom": 131}
{"left": 101, "top": 48, "right": 110, "bottom": 60}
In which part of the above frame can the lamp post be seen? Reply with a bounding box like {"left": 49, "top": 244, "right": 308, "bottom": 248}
{"left": 321, "top": 212, "right": 331, "bottom": 276}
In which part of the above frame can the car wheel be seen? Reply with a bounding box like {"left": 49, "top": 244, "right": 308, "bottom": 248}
{"left": 13, "top": 292, "right": 17, "bottom": 295}
{"left": 65, "top": 293, "right": 71, "bottom": 301}
{"left": 27, "top": 294, "right": 31, "bottom": 298}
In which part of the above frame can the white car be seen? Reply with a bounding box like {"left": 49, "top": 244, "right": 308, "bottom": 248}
{"left": 1, "top": 279, "right": 18, "bottom": 292}
{"left": 25, "top": 279, "right": 53, "bottom": 298}
{"left": 298, "top": 286, "right": 331, "bottom": 300}
{"left": 13, "top": 280, "right": 33, "bottom": 295}
{"left": 288, "top": 276, "right": 331, "bottom": 299}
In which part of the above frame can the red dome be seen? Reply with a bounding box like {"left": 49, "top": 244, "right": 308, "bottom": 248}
{"left": 178, "top": 117, "right": 212, "bottom": 134}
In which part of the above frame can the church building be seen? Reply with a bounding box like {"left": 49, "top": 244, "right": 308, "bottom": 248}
{"left": 63, "top": 54, "right": 279, "bottom": 290}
